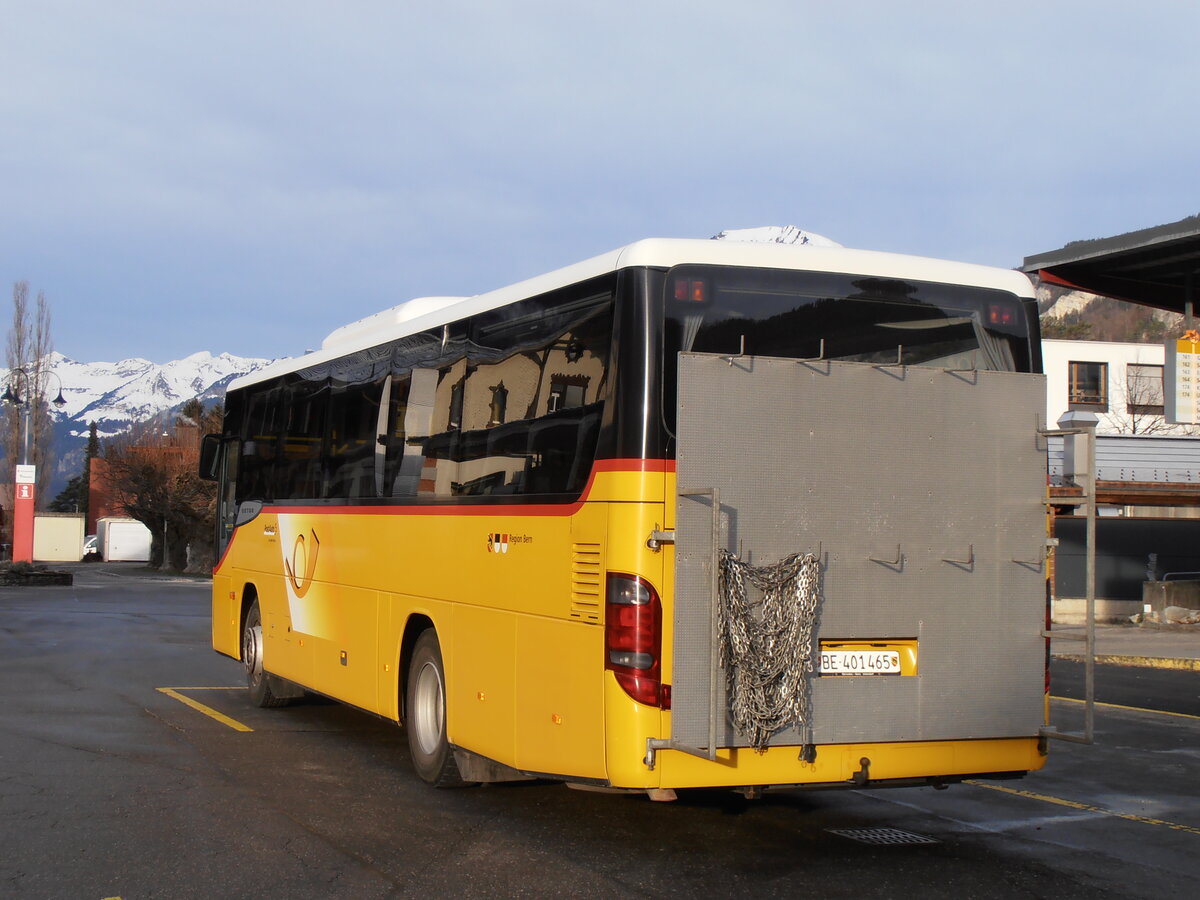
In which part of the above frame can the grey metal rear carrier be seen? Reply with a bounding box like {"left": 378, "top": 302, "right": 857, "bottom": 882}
{"left": 665, "top": 352, "right": 1048, "bottom": 760}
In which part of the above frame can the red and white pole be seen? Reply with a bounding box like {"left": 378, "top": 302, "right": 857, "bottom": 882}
{"left": 12, "top": 463, "right": 36, "bottom": 563}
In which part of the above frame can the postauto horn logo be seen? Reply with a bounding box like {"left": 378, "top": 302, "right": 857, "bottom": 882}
{"left": 285, "top": 529, "right": 320, "bottom": 596}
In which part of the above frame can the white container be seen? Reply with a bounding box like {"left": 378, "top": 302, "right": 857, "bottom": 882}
{"left": 32, "top": 514, "right": 86, "bottom": 562}
{"left": 96, "top": 517, "right": 152, "bottom": 562}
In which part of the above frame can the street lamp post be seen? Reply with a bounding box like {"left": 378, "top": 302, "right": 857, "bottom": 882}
{"left": 2, "top": 368, "right": 67, "bottom": 562}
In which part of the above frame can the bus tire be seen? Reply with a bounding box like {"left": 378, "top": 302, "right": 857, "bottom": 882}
{"left": 243, "top": 600, "right": 289, "bottom": 709}
{"left": 406, "top": 630, "right": 467, "bottom": 787}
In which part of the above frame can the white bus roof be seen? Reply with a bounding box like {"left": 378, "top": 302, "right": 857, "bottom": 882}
{"left": 230, "top": 238, "right": 1034, "bottom": 391}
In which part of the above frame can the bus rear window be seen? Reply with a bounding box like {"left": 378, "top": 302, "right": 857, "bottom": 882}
{"left": 661, "top": 264, "right": 1033, "bottom": 437}
{"left": 665, "top": 266, "right": 1030, "bottom": 369}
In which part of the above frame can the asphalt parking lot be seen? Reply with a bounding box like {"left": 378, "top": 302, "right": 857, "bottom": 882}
{"left": 2, "top": 564, "right": 1198, "bottom": 899}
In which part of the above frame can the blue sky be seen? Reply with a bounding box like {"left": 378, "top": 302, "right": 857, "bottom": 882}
{"left": 2, "top": 1, "right": 1198, "bottom": 364}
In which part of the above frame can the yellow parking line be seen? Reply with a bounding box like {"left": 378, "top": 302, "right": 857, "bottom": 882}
{"left": 1051, "top": 694, "right": 1200, "bottom": 721}
{"left": 1096, "top": 655, "right": 1200, "bottom": 672}
{"left": 157, "top": 687, "right": 253, "bottom": 732}
{"left": 1056, "top": 653, "right": 1200, "bottom": 671}
{"left": 165, "top": 686, "right": 247, "bottom": 690}
{"left": 966, "top": 781, "right": 1200, "bottom": 836}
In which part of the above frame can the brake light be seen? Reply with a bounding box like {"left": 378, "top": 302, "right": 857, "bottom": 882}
{"left": 988, "top": 303, "right": 1014, "bottom": 326}
{"left": 605, "top": 573, "right": 669, "bottom": 708}
{"left": 673, "top": 277, "right": 707, "bottom": 303}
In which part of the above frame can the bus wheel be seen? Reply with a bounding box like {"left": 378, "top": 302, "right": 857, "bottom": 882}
{"left": 406, "top": 630, "right": 466, "bottom": 786}
{"left": 243, "top": 601, "right": 289, "bottom": 709}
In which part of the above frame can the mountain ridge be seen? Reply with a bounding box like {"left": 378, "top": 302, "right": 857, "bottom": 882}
{"left": 9, "top": 350, "right": 277, "bottom": 437}
{"left": 2, "top": 350, "right": 277, "bottom": 499}
{"left": 1038, "top": 285, "right": 1181, "bottom": 343}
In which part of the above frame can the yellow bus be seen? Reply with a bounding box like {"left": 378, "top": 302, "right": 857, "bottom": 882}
{"left": 201, "top": 238, "right": 1049, "bottom": 796}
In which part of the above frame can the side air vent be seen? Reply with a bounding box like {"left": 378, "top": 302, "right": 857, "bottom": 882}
{"left": 570, "top": 543, "right": 603, "bottom": 622}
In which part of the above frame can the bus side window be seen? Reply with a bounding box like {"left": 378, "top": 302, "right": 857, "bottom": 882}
{"left": 279, "top": 375, "right": 329, "bottom": 501}
{"left": 237, "top": 385, "right": 283, "bottom": 502}
{"left": 325, "top": 376, "right": 385, "bottom": 500}
{"left": 383, "top": 371, "right": 426, "bottom": 497}
{"left": 388, "top": 323, "right": 471, "bottom": 498}
{"left": 453, "top": 282, "right": 613, "bottom": 498}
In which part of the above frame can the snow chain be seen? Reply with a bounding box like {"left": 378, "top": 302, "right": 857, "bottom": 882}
{"left": 717, "top": 549, "right": 821, "bottom": 751}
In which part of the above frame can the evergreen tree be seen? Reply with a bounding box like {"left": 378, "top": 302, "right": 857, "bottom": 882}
{"left": 48, "top": 475, "right": 87, "bottom": 513}
{"left": 81, "top": 421, "right": 99, "bottom": 520}
{"left": 47, "top": 421, "right": 100, "bottom": 516}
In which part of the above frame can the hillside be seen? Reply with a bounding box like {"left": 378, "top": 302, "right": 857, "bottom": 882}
{"left": 1038, "top": 283, "right": 1182, "bottom": 343}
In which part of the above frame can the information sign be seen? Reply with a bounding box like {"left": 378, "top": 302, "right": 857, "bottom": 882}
{"left": 1165, "top": 330, "right": 1200, "bottom": 425}
{"left": 11, "top": 463, "right": 36, "bottom": 563}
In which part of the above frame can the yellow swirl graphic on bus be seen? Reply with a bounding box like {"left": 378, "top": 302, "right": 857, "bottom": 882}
{"left": 284, "top": 529, "right": 320, "bottom": 597}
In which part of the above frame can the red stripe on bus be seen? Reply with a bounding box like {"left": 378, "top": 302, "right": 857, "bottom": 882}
{"left": 212, "top": 458, "right": 673, "bottom": 572}
{"left": 261, "top": 458, "right": 671, "bottom": 517}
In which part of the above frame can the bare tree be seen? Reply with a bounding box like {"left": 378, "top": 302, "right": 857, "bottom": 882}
{"left": 2, "top": 282, "right": 57, "bottom": 510}
{"left": 101, "top": 403, "right": 222, "bottom": 572}
{"left": 1100, "top": 363, "right": 1200, "bottom": 436}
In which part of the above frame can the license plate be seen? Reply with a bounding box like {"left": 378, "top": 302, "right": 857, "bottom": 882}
{"left": 819, "top": 650, "right": 901, "bottom": 675}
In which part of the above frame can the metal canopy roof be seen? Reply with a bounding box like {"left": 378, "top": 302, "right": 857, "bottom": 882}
{"left": 1022, "top": 214, "right": 1200, "bottom": 314}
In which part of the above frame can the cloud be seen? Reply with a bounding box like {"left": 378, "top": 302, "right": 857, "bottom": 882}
{"left": 2, "top": 1, "right": 1199, "bottom": 361}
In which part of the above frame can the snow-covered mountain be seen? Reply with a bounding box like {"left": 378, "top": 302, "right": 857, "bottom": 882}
{"left": 5, "top": 350, "right": 276, "bottom": 437}
{"left": 1, "top": 351, "right": 276, "bottom": 500}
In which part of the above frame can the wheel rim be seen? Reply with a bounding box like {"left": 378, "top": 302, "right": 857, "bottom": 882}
{"left": 243, "top": 621, "right": 264, "bottom": 683}
{"left": 412, "top": 660, "right": 444, "bottom": 756}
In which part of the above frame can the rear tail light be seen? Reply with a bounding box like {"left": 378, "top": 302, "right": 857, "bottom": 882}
{"left": 988, "top": 303, "right": 1014, "bottom": 326}
{"left": 605, "top": 573, "right": 669, "bottom": 708}
{"left": 673, "top": 277, "right": 708, "bottom": 303}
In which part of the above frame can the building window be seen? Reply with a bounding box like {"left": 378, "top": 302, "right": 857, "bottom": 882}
{"left": 448, "top": 377, "right": 465, "bottom": 430}
{"left": 488, "top": 381, "right": 508, "bottom": 426}
{"left": 1068, "top": 361, "right": 1108, "bottom": 411}
{"left": 547, "top": 374, "right": 588, "bottom": 413}
{"left": 1126, "top": 363, "right": 1164, "bottom": 414}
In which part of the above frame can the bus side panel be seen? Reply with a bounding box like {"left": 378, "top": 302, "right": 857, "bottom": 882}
{"left": 211, "top": 469, "right": 671, "bottom": 784}
{"left": 211, "top": 572, "right": 237, "bottom": 658}
{"left": 275, "top": 512, "right": 381, "bottom": 711}
{"left": 226, "top": 511, "right": 312, "bottom": 690}
{"left": 508, "top": 497, "right": 610, "bottom": 778}
{"left": 308, "top": 584, "right": 379, "bottom": 712}
{"left": 376, "top": 594, "right": 405, "bottom": 723}
{"left": 513, "top": 616, "right": 606, "bottom": 777}
{"left": 437, "top": 510, "right": 561, "bottom": 768}
{"left": 388, "top": 502, "right": 594, "bottom": 777}
{"left": 448, "top": 604, "right": 517, "bottom": 764}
